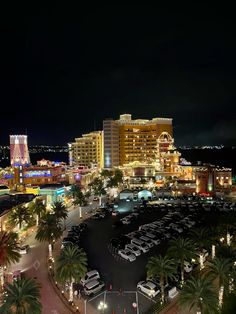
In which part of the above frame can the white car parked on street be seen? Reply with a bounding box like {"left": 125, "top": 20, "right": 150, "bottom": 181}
{"left": 125, "top": 244, "right": 141, "bottom": 256}
{"left": 137, "top": 280, "right": 160, "bottom": 297}
{"left": 118, "top": 249, "right": 136, "bottom": 262}
{"left": 140, "top": 236, "right": 154, "bottom": 247}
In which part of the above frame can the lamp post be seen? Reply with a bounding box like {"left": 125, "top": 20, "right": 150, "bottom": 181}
{"left": 98, "top": 291, "right": 107, "bottom": 313}
{"left": 98, "top": 301, "right": 107, "bottom": 312}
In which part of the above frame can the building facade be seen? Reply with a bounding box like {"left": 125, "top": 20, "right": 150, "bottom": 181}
{"left": 195, "top": 165, "right": 232, "bottom": 194}
{"left": 69, "top": 131, "right": 103, "bottom": 169}
{"left": 10, "top": 135, "right": 30, "bottom": 166}
{"left": 14, "top": 165, "right": 63, "bottom": 186}
{"left": 103, "top": 114, "right": 173, "bottom": 168}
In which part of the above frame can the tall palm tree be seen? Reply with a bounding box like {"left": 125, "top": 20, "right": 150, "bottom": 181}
{"left": 1, "top": 277, "right": 42, "bottom": 314}
{"left": 73, "top": 188, "right": 88, "bottom": 219}
{"left": 0, "top": 231, "right": 20, "bottom": 289}
{"left": 168, "top": 237, "right": 196, "bottom": 285}
{"left": 56, "top": 244, "right": 87, "bottom": 302}
{"left": 35, "top": 212, "right": 63, "bottom": 259}
{"left": 8, "top": 204, "right": 32, "bottom": 230}
{"left": 189, "top": 227, "right": 211, "bottom": 251}
{"left": 146, "top": 255, "right": 177, "bottom": 303}
{"left": 52, "top": 201, "right": 68, "bottom": 229}
{"left": 207, "top": 257, "right": 232, "bottom": 308}
{"left": 89, "top": 177, "right": 106, "bottom": 206}
{"left": 178, "top": 275, "right": 218, "bottom": 314}
{"left": 52, "top": 201, "right": 67, "bottom": 220}
{"left": 28, "top": 198, "right": 46, "bottom": 226}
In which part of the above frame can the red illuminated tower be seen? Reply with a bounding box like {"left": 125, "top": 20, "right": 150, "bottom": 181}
{"left": 10, "top": 135, "right": 30, "bottom": 166}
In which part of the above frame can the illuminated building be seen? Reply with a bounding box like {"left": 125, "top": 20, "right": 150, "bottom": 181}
{"left": 10, "top": 135, "right": 30, "bottom": 166}
{"left": 103, "top": 119, "right": 119, "bottom": 168}
{"left": 103, "top": 114, "right": 173, "bottom": 168}
{"left": 39, "top": 185, "right": 70, "bottom": 208}
{"left": 69, "top": 131, "right": 103, "bottom": 169}
{"left": 14, "top": 166, "right": 63, "bottom": 186}
{"left": 194, "top": 165, "right": 232, "bottom": 194}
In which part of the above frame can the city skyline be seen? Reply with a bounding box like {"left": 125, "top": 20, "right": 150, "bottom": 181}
{"left": 1, "top": 4, "right": 236, "bottom": 146}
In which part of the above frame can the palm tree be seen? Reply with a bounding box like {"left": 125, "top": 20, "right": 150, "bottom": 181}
{"left": 28, "top": 198, "right": 46, "bottom": 226}
{"left": 35, "top": 212, "right": 63, "bottom": 259}
{"left": 8, "top": 204, "right": 32, "bottom": 230}
{"left": 69, "top": 184, "right": 81, "bottom": 198}
{"left": 146, "top": 255, "right": 177, "bottom": 303}
{"left": 207, "top": 257, "right": 232, "bottom": 308}
{"left": 52, "top": 201, "right": 67, "bottom": 220}
{"left": 0, "top": 231, "right": 20, "bottom": 289}
{"left": 89, "top": 177, "right": 106, "bottom": 206}
{"left": 73, "top": 188, "right": 88, "bottom": 218}
{"left": 56, "top": 244, "right": 87, "bottom": 302}
{"left": 168, "top": 237, "right": 197, "bottom": 285}
{"left": 52, "top": 201, "right": 68, "bottom": 229}
{"left": 1, "top": 277, "right": 41, "bottom": 314}
{"left": 189, "top": 227, "right": 211, "bottom": 251}
{"left": 178, "top": 275, "right": 218, "bottom": 314}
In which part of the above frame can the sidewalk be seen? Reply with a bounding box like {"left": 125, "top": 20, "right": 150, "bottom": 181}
{"left": 47, "top": 205, "right": 96, "bottom": 313}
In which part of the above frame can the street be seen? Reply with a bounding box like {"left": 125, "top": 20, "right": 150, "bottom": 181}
{"left": 8, "top": 202, "right": 97, "bottom": 314}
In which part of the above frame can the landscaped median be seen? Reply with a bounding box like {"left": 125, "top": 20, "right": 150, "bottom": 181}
{"left": 47, "top": 257, "right": 83, "bottom": 313}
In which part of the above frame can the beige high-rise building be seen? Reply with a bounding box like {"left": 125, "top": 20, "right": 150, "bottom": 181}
{"left": 103, "top": 114, "right": 173, "bottom": 168}
{"left": 69, "top": 131, "right": 103, "bottom": 169}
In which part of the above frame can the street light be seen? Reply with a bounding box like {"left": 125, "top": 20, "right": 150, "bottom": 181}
{"left": 98, "top": 301, "right": 107, "bottom": 312}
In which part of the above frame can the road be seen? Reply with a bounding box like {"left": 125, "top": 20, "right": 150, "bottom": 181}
{"left": 7, "top": 201, "right": 98, "bottom": 314}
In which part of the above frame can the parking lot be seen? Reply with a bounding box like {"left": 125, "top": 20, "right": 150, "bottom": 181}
{"left": 67, "top": 196, "right": 236, "bottom": 312}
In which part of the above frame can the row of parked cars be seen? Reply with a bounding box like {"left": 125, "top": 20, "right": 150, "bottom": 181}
{"left": 110, "top": 210, "right": 198, "bottom": 262}
{"left": 61, "top": 223, "right": 88, "bottom": 249}
{"left": 80, "top": 269, "right": 105, "bottom": 296}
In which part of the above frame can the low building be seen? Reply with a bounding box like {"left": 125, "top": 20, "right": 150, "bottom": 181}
{"left": 194, "top": 165, "right": 232, "bottom": 194}
{"left": 14, "top": 165, "right": 64, "bottom": 186}
{"left": 0, "top": 194, "right": 35, "bottom": 231}
{"left": 39, "top": 184, "right": 71, "bottom": 208}
{"left": 0, "top": 185, "right": 10, "bottom": 195}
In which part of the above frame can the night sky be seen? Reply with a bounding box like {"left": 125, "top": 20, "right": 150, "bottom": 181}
{"left": 1, "top": 4, "right": 236, "bottom": 146}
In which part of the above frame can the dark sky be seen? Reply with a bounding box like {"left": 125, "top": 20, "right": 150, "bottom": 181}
{"left": 1, "top": 4, "right": 236, "bottom": 146}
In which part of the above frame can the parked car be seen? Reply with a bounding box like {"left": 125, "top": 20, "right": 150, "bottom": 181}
{"left": 121, "top": 217, "right": 131, "bottom": 225}
{"left": 144, "top": 233, "right": 160, "bottom": 245}
{"left": 118, "top": 249, "right": 136, "bottom": 262}
{"left": 19, "top": 245, "right": 30, "bottom": 255}
{"left": 112, "top": 210, "right": 119, "bottom": 216}
{"left": 131, "top": 239, "right": 149, "bottom": 253}
{"left": 137, "top": 280, "right": 160, "bottom": 297}
{"left": 84, "top": 279, "right": 105, "bottom": 296}
{"left": 81, "top": 270, "right": 100, "bottom": 286}
{"left": 140, "top": 236, "right": 154, "bottom": 248}
{"left": 125, "top": 244, "right": 141, "bottom": 256}
{"left": 184, "top": 261, "right": 193, "bottom": 273}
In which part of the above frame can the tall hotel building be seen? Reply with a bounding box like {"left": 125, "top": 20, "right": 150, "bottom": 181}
{"left": 69, "top": 131, "right": 103, "bottom": 169}
{"left": 103, "top": 114, "right": 173, "bottom": 168}
{"left": 10, "top": 135, "right": 30, "bottom": 167}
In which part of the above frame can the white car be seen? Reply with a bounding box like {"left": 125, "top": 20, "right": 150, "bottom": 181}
{"left": 184, "top": 261, "right": 193, "bottom": 273}
{"left": 172, "top": 226, "right": 183, "bottom": 233}
{"left": 118, "top": 249, "right": 136, "bottom": 262}
{"left": 140, "top": 236, "right": 154, "bottom": 248}
{"left": 144, "top": 234, "right": 160, "bottom": 245}
{"left": 80, "top": 270, "right": 100, "bottom": 286}
{"left": 19, "top": 245, "right": 30, "bottom": 255}
{"left": 137, "top": 280, "right": 160, "bottom": 297}
{"left": 126, "top": 231, "right": 137, "bottom": 239}
{"left": 121, "top": 218, "right": 131, "bottom": 225}
{"left": 125, "top": 244, "right": 141, "bottom": 256}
